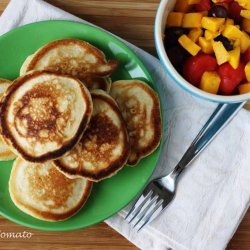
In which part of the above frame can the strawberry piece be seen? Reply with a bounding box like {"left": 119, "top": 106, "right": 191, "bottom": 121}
{"left": 217, "top": 62, "right": 245, "bottom": 95}
{"left": 228, "top": 1, "right": 243, "bottom": 23}
{"left": 195, "top": 0, "right": 212, "bottom": 12}
{"left": 183, "top": 54, "right": 218, "bottom": 86}
{"left": 242, "top": 47, "right": 250, "bottom": 64}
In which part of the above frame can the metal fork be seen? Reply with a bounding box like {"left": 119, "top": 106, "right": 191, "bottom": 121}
{"left": 125, "top": 102, "right": 246, "bottom": 231}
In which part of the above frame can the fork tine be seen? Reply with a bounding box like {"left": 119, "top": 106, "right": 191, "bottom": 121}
{"left": 137, "top": 199, "right": 164, "bottom": 232}
{"left": 126, "top": 190, "right": 153, "bottom": 223}
{"left": 128, "top": 190, "right": 153, "bottom": 224}
{"left": 132, "top": 195, "right": 159, "bottom": 228}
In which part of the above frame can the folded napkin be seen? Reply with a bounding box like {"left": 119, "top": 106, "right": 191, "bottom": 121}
{"left": 1, "top": 1, "right": 250, "bottom": 249}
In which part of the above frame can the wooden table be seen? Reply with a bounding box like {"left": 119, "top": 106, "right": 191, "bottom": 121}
{"left": 0, "top": 0, "right": 249, "bottom": 249}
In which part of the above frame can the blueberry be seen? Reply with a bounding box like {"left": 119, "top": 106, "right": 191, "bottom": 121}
{"left": 208, "top": 5, "right": 228, "bottom": 18}
{"left": 166, "top": 45, "right": 189, "bottom": 69}
{"left": 214, "top": 35, "right": 234, "bottom": 51}
{"left": 164, "top": 27, "right": 187, "bottom": 48}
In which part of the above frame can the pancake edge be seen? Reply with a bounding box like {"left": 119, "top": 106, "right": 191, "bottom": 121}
{"left": 9, "top": 157, "right": 93, "bottom": 222}
{"left": 111, "top": 80, "right": 162, "bottom": 166}
{"left": 0, "top": 79, "right": 17, "bottom": 160}
{"left": 24, "top": 38, "right": 119, "bottom": 77}
{"left": 54, "top": 90, "right": 130, "bottom": 182}
{"left": 0, "top": 71, "right": 93, "bottom": 163}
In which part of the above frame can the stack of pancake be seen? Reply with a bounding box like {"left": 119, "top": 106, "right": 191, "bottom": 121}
{"left": 0, "top": 39, "right": 162, "bottom": 222}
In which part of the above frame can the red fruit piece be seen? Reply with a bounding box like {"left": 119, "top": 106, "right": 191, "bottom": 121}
{"left": 242, "top": 47, "right": 250, "bottom": 63}
{"left": 183, "top": 54, "right": 218, "bottom": 86}
{"left": 195, "top": 0, "right": 212, "bottom": 12}
{"left": 228, "top": 1, "right": 243, "bottom": 23}
{"left": 217, "top": 62, "right": 245, "bottom": 95}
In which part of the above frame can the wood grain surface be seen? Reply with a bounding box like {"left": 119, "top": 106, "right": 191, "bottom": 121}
{"left": 0, "top": 0, "right": 249, "bottom": 249}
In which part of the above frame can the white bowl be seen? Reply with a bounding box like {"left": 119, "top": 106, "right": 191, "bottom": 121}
{"left": 154, "top": 0, "right": 250, "bottom": 103}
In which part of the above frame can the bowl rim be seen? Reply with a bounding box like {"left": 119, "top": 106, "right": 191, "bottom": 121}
{"left": 154, "top": 0, "right": 250, "bottom": 103}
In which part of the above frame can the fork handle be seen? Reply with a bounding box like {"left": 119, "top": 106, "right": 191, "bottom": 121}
{"left": 170, "top": 102, "right": 246, "bottom": 180}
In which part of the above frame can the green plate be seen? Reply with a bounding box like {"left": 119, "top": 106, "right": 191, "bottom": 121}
{"left": 0, "top": 21, "right": 162, "bottom": 231}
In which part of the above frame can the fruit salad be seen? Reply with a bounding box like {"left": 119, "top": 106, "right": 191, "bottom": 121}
{"left": 164, "top": 0, "right": 250, "bottom": 95}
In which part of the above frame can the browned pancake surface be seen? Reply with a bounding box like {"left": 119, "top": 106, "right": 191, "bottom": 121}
{"left": 54, "top": 90, "right": 130, "bottom": 181}
{"left": 22, "top": 39, "right": 118, "bottom": 91}
{"left": 110, "top": 80, "right": 162, "bottom": 165}
{"left": 9, "top": 158, "right": 92, "bottom": 221}
{"left": 1, "top": 71, "right": 93, "bottom": 162}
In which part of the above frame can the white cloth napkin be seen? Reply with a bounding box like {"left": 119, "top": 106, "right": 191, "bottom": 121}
{"left": 1, "top": 0, "right": 250, "bottom": 249}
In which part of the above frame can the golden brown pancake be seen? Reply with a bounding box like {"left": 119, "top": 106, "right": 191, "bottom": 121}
{"left": 0, "top": 71, "right": 93, "bottom": 163}
{"left": 20, "top": 39, "right": 118, "bottom": 91}
{"left": 9, "top": 157, "right": 92, "bottom": 222}
{"left": 0, "top": 79, "right": 16, "bottom": 161}
{"left": 110, "top": 80, "right": 162, "bottom": 165}
{"left": 0, "top": 78, "right": 11, "bottom": 92}
{"left": 54, "top": 90, "right": 130, "bottom": 182}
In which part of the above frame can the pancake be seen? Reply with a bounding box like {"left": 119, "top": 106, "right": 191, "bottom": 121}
{"left": 110, "top": 80, "right": 162, "bottom": 165}
{"left": 0, "top": 78, "right": 11, "bottom": 94}
{"left": 0, "top": 71, "right": 93, "bottom": 163}
{"left": 9, "top": 157, "right": 92, "bottom": 222}
{"left": 0, "top": 79, "right": 16, "bottom": 161}
{"left": 20, "top": 39, "right": 118, "bottom": 91}
{"left": 81, "top": 75, "right": 111, "bottom": 93}
{"left": 54, "top": 90, "right": 130, "bottom": 182}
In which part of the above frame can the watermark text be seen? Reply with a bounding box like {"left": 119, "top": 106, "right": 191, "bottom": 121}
{"left": 0, "top": 231, "right": 33, "bottom": 239}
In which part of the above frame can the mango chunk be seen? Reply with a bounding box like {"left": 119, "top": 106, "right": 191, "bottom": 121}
{"left": 240, "top": 10, "right": 250, "bottom": 19}
{"left": 167, "top": 12, "right": 184, "bottom": 27}
{"left": 182, "top": 13, "right": 203, "bottom": 28}
{"left": 188, "top": 28, "right": 203, "bottom": 42}
{"left": 235, "top": 0, "right": 250, "bottom": 10}
{"left": 205, "top": 30, "right": 220, "bottom": 40}
{"left": 202, "top": 17, "right": 225, "bottom": 32}
{"left": 242, "top": 19, "right": 250, "bottom": 33}
{"left": 229, "top": 47, "right": 241, "bottom": 69}
{"left": 234, "top": 38, "right": 241, "bottom": 48}
{"left": 175, "top": 0, "right": 190, "bottom": 12}
{"left": 199, "top": 37, "right": 213, "bottom": 54}
{"left": 178, "top": 34, "right": 201, "bottom": 56}
{"left": 240, "top": 32, "right": 250, "bottom": 53}
{"left": 212, "top": 41, "right": 229, "bottom": 65}
{"left": 187, "top": 0, "right": 200, "bottom": 4}
{"left": 218, "top": 24, "right": 226, "bottom": 33}
{"left": 225, "top": 19, "right": 234, "bottom": 25}
{"left": 238, "top": 83, "right": 250, "bottom": 94}
{"left": 200, "top": 71, "right": 221, "bottom": 94}
{"left": 201, "top": 11, "right": 209, "bottom": 17}
{"left": 245, "top": 62, "right": 250, "bottom": 82}
{"left": 222, "top": 25, "right": 244, "bottom": 40}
